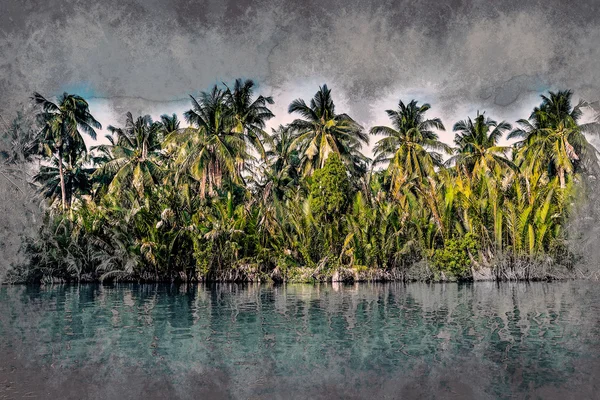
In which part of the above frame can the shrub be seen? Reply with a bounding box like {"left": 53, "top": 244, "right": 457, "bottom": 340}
{"left": 309, "top": 153, "right": 351, "bottom": 222}
{"left": 433, "top": 233, "right": 479, "bottom": 279}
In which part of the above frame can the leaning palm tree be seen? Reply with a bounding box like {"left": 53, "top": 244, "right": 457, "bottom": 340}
{"left": 448, "top": 111, "right": 516, "bottom": 177}
{"left": 32, "top": 92, "right": 101, "bottom": 210}
{"left": 370, "top": 99, "right": 449, "bottom": 198}
{"left": 92, "top": 112, "right": 163, "bottom": 198}
{"left": 288, "top": 84, "right": 369, "bottom": 176}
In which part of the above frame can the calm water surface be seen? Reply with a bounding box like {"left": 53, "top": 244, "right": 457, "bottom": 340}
{"left": 1, "top": 282, "right": 599, "bottom": 399}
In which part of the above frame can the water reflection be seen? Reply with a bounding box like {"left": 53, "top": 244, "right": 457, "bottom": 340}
{"left": 1, "top": 282, "right": 599, "bottom": 399}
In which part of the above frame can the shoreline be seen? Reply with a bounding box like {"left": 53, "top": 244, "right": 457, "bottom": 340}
{"left": 2, "top": 265, "right": 581, "bottom": 285}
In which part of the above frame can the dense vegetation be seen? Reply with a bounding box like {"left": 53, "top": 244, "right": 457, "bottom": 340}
{"left": 3, "top": 80, "right": 600, "bottom": 283}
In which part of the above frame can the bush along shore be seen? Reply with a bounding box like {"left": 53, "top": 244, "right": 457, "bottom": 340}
{"left": 2, "top": 81, "right": 600, "bottom": 284}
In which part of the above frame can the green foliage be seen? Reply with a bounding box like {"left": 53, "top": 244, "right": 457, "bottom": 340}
{"left": 309, "top": 153, "right": 351, "bottom": 222}
{"left": 433, "top": 233, "right": 479, "bottom": 279}
{"left": 10, "top": 84, "right": 598, "bottom": 283}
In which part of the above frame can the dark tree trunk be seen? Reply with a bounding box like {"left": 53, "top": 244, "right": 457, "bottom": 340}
{"left": 58, "top": 148, "right": 67, "bottom": 211}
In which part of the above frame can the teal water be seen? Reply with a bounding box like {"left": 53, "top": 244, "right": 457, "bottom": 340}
{"left": 0, "top": 282, "right": 599, "bottom": 399}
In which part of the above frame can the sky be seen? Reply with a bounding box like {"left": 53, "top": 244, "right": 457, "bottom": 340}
{"left": 1, "top": 0, "right": 600, "bottom": 158}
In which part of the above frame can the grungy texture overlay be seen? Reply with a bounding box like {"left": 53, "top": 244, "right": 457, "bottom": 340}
{"left": 1, "top": 1, "right": 600, "bottom": 273}
{"left": 2, "top": 0, "right": 600, "bottom": 277}
{"left": 1, "top": 2, "right": 600, "bottom": 399}
{"left": 1, "top": 0, "right": 600, "bottom": 123}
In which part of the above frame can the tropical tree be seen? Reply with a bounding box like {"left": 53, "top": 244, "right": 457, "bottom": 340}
{"left": 33, "top": 151, "right": 95, "bottom": 207}
{"left": 166, "top": 80, "right": 274, "bottom": 198}
{"left": 310, "top": 152, "right": 351, "bottom": 222}
{"left": 448, "top": 111, "right": 515, "bottom": 177}
{"left": 263, "top": 125, "right": 301, "bottom": 200}
{"left": 158, "top": 113, "right": 181, "bottom": 142}
{"left": 509, "top": 90, "right": 600, "bottom": 187}
{"left": 92, "top": 112, "right": 163, "bottom": 198}
{"left": 370, "top": 99, "right": 449, "bottom": 198}
{"left": 32, "top": 92, "right": 101, "bottom": 210}
{"left": 288, "top": 84, "right": 369, "bottom": 177}
{"left": 224, "top": 78, "right": 275, "bottom": 161}
{"left": 169, "top": 86, "right": 246, "bottom": 198}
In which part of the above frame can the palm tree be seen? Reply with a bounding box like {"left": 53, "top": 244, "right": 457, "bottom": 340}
{"left": 288, "top": 84, "right": 369, "bottom": 176}
{"left": 263, "top": 125, "right": 301, "bottom": 200}
{"left": 92, "top": 112, "right": 163, "bottom": 198}
{"left": 448, "top": 111, "right": 516, "bottom": 177}
{"left": 370, "top": 99, "right": 449, "bottom": 198}
{"left": 199, "top": 192, "right": 246, "bottom": 277}
{"left": 168, "top": 85, "right": 246, "bottom": 198}
{"left": 224, "top": 78, "right": 275, "bottom": 161}
{"left": 32, "top": 92, "right": 101, "bottom": 210}
{"left": 33, "top": 151, "right": 95, "bottom": 207}
{"left": 523, "top": 121, "right": 581, "bottom": 188}
{"left": 509, "top": 90, "right": 600, "bottom": 187}
{"left": 158, "top": 113, "right": 180, "bottom": 142}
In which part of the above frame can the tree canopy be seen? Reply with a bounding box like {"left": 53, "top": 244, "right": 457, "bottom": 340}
{"left": 6, "top": 82, "right": 600, "bottom": 283}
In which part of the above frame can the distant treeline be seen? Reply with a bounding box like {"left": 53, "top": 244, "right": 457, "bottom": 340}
{"left": 2, "top": 80, "right": 600, "bottom": 283}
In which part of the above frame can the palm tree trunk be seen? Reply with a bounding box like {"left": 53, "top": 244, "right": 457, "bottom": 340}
{"left": 200, "top": 170, "right": 207, "bottom": 199}
{"left": 558, "top": 166, "right": 566, "bottom": 189}
{"left": 142, "top": 140, "right": 148, "bottom": 161}
{"left": 208, "top": 160, "right": 214, "bottom": 196}
{"left": 58, "top": 148, "right": 67, "bottom": 211}
{"left": 216, "top": 159, "right": 222, "bottom": 188}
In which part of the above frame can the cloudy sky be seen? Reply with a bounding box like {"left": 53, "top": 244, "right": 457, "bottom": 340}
{"left": 1, "top": 0, "right": 600, "bottom": 156}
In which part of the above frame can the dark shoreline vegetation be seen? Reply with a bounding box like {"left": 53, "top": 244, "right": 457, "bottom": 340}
{"left": 2, "top": 80, "right": 600, "bottom": 284}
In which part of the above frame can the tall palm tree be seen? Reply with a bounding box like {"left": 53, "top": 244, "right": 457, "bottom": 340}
{"left": 370, "top": 99, "right": 449, "bottom": 198}
{"left": 224, "top": 78, "right": 275, "bottom": 161}
{"left": 168, "top": 86, "right": 246, "bottom": 198}
{"left": 92, "top": 112, "right": 163, "bottom": 198}
{"left": 523, "top": 121, "right": 581, "bottom": 188}
{"left": 32, "top": 92, "right": 101, "bottom": 210}
{"left": 288, "top": 84, "right": 369, "bottom": 176}
{"left": 509, "top": 90, "right": 600, "bottom": 187}
{"left": 448, "top": 111, "right": 515, "bottom": 176}
{"left": 33, "top": 151, "right": 95, "bottom": 207}
{"left": 264, "top": 125, "right": 301, "bottom": 200}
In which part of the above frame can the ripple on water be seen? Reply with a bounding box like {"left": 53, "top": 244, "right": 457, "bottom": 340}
{"left": 1, "top": 281, "right": 600, "bottom": 398}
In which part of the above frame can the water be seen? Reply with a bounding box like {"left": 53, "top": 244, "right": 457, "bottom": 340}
{"left": 0, "top": 282, "right": 599, "bottom": 399}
